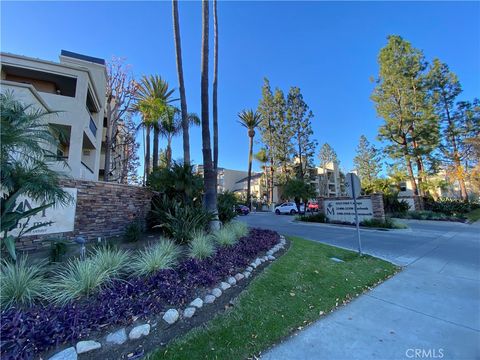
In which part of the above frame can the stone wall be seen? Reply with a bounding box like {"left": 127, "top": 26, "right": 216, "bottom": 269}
{"left": 17, "top": 180, "right": 153, "bottom": 250}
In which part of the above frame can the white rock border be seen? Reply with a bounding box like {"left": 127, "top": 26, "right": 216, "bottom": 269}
{"left": 47, "top": 235, "right": 287, "bottom": 360}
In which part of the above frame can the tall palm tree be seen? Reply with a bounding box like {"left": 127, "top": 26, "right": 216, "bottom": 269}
{"left": 212, "top": 0, "right": 219, "bottom": 184}
{"left": 135, "top": 75, "right": 176, "bottom": 176}
{"left": 238, "top": 109, "right": 262, "bottom": 210}
{"left": 172, "top": 0, "right": 191, "bottom": 165}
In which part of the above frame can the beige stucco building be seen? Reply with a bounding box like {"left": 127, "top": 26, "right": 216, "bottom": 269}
{"left": 1, "top": 50, "right": 107, "bottom": 181}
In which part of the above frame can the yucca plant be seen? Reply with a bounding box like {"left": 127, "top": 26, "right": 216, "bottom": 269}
{"left": 130, "top": 239, "right": 181, "bottom": 276}
{"left": 213, "top": 226, "right": 237, "bottom": 247}
{"left": 50, "top": 258, "right": 110, "bottom": 304}
{"left": 227, "top": 221, "right": 249, "bottom": 239}
{"left": 90, "top": 247, "right": 130, "bottom": 278}
{"left": 188, "top": 231, "right": 215, "bottom": 259}
{"left": 0, "top": 257, "right": 47, "bottom": 308}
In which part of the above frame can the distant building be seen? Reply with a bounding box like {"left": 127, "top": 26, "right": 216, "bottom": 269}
{"left": 315, "top": 161, "right": 341, "bottom": 197}
{"left": 1, "top": 50, "right": 107, "bottom": 181}
{"left": 233, "top": 173, "right": 263, "bottom": 200}
{"left": 194, "top": 165, "right": 249, "bottom": 194}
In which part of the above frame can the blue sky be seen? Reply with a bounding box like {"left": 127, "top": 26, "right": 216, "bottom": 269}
{"left": 2, "top": 1, "right": 479, "bottom": 174}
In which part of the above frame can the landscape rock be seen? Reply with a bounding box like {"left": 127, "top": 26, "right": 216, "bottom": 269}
{"left": 227, "top": 276, "right": 237, "bottom": 285}
{"left": 220, "top": 282, "right": 231, "bottom": 291}
{"left": 234, "top": 273, "right": 245, "bottom": 281}
{"left": 106, "top": 328, "right": 127, "bottom": 345}
{"left": 262, "top": 256, "right": 269, "bottom": 261}
{"left": 268, "top": 255, "right": 276, "bottom": 261}
{"left": 48, "top": 347, "right": 77, "bottom": 360}
{"left": 76, "top": 340, "right": 101, "bottom": 354}
{"left": 254, "top": 258, "right": 262, "bottom": 266}
{"left": 183, "top": 307, "right": 196, "bottom": 318}
{"left": 204, "top": 294, "right": 216, "bottom": 303}
{"left": 190, "top": 298, "right": 203, "bottom": 308}
{"left": 250, "top": 262, "right": 257, "bottom": 269}
{"left": 129, "top": 324, "right": 150, "bottom": 340}
{"left": 211, "top": 288, "right": 222, "bottom": 298}
{"left": 246, "top": 266, "right": 253, "bottom": 272}
{"left": 243, "top": 271, "right": 251, "bottom": 278}
{"left": 162, "top": 309, "right": 179, "bottom": 325}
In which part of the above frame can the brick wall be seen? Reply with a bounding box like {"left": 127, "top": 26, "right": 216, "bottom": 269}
{"left": 17, "top": 180, "right": 153, "bottom": 250}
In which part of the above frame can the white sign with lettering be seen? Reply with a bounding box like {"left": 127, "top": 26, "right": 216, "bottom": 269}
{"left": 7, "top": 188, "right": 77, "bottom": 237}
{"left": 324, "top": 199, "right": 373, "bottom": 224}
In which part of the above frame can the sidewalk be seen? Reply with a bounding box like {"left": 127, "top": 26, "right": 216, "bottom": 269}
{"left": 261, "top": 228, "right": 480, "bottom": 360}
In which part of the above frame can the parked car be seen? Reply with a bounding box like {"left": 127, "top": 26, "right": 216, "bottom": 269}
{"left": 235, "top": 204, "right": 250, "bottom": 215}
{"left": 307, "top": 201, "right": 319, "bottom": 212}
{"left": 274, "top": 202, "right": 305, "bottom": 215}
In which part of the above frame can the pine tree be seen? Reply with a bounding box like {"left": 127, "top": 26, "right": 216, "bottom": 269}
{"left": 318, "top": 143, "right": 339, "bottom": 197}
{"left": 287, "top": 86, "right": 317, "bottom": 179}
{"left": 353, "top": 135, "right": 382, "bottom": 189}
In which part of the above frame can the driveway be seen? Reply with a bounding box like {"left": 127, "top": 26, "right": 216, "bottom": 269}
{"left": 238, "top": 213, "right": 480, "bottom": 360}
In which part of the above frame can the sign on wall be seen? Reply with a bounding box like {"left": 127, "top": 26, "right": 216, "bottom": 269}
{"left": 7, "top": 188, "right": 77, "bottom": 237}
{"left": 324, "top": 199, "right": 373, "bottom": 224}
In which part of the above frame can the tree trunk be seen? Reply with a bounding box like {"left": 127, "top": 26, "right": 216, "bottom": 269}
{"left": 212, "top": 0, "right": 219, "bottom": 192}
{"left": 246, "top": 135, "right": 253, "bottom": 210}
{"left": 405, "top": 155, "right": 418, "bottom": 196}
{"left": 153, "top": 124, "right": 159, "bottom": 171}
{"left": 269, "top": 161, "right": 274, "bottom": 204}
{"left": 166, "top": 137, "right": 172, "bottom": 168}
{"left": 104, "top": 101, "right": 112, "bottom": 182}
{"left": 201, "top": 0, "right": 219, "bottom": 229}
{"left": 172, "top": 0, "right": 190, "bottom": 166}
{"left": 145, "top": 125, "right": 151, "bottom": 176}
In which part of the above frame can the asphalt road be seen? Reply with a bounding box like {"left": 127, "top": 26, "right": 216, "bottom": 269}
{"left": 238, "top": 213, "right": 480, "bottom": 360}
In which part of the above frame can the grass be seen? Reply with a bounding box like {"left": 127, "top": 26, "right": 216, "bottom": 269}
{"left": 147, "top": 236, "right": 398, "bottom": 360}
{"left": 131, "top": 238, "right": 181, "bottom": 276}
{"left": 227, "top": 221, "right": 249, "bottom": 239}
{"left": 213, "top": 226, "right": 237, "bottom": 247}
{"left": 466, "top": 208, "right": 480, "bottom": 222}
{"left": 188, "top": 232, "right": 216, "bottom": 259}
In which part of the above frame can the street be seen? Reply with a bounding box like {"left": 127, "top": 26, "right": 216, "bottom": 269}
{"left": 239, "top": 213, "right": 480, "bottom": 360}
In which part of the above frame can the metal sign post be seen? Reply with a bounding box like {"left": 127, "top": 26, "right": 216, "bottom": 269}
{"left": 347, "top": 173, "right": 362, "bottom": 255}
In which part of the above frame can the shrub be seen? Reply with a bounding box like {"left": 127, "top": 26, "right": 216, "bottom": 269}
{"left": 297, "top": 212, "right": 327, "bottom": 223}
{"left": 124, "top": 220, "right": 144, "bottom": 242}
{"left": 226, "top": 221, "right": 249, "bottom": 239}
{"left": 49, "top": 239, "right": 68, "bottom": 263}
{"left": 188, "top": 232, "right": 215, "bottom": 259}
{"left": 360, "top": 218, "right": 407, "bottom": 229}
{"left": 90, "top": 247, "right": 130, "bottom": 278}
{"left": 383, "top": 193, "right": 410, "bottom": 214}
{"left": 394, "top": 210, "right": 466, "bottom": 222}
{"left": 131, "top": 239, "right": 181, "bottom": 276}
{"left": 49, "top": 258, "right": 110, "bottom": 304}
{"left": 424, "top": 197, "right": 478, "bottom": 215}
{"left": 150, "top": 195, "right": 213, "bottom": 244}
{"left": 213, "top": 226, "right": 237, "bottom": 247}
{"left": 0, "top": 258, "right": 46, "bottom": 308}
{"left": 217, "top": 191, "right": 238, "bottom": 224}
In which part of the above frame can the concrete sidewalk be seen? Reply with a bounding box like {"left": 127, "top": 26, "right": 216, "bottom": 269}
{"left": 261, "top": 227, "right": 480, "bottom": 360}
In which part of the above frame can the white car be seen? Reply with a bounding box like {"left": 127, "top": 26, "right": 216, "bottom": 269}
{"left": 274, "top": 202, "right": 305, "bottom": 215}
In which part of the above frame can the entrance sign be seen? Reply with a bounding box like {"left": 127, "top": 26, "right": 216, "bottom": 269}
{"left": 324, "top": 199, "right": 373, "bottom": 223}
{"left": 7, "top": 188, "right": 77, "bottom": 237}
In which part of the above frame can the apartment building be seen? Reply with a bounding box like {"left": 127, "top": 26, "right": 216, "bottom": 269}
{"left": 1, "top": 50, "right": 107, "bottom": 181}
{"left": 233, "top": 173, "right": 263, "bottom": 200}
{"left": 315, "top": 161, "right": 341, "bottom": 197}
{"left": 195, "top": 166, "right": 250, "bottom": 194}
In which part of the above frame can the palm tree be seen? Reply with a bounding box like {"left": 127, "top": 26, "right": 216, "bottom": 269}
{"left": 160, "top": 106, "right": 200, "bottom": 168}
{"left": 172, "top": 0, "right": 191, "bottom": 166}
{"left": 238, "top": 109, "right": 262, "bottom": 210}
{"left": 1, "top": 92, "right": 71, "bottom": 260}
{"left": 201, "top": 0, "right": 219, "bottom": 229}
{"left": 212, "top": 0, "right": 219, "bottom": 182}
{"left": 135, "top": 75, "right": 176, "bottom": 176}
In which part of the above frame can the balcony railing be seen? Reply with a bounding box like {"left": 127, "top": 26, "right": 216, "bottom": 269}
{"left": 81, "top": 161, "right": 94, "bottom": 174}
{"left": 89, "top": 116, "right": 97, "bottom": 137}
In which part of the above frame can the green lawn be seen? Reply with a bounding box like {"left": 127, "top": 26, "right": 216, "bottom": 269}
{"left": 467, "top": 208, "right": 480, "bottom": 222}
{"left": 148, "top": 236, "right": 398, "bottom": 360}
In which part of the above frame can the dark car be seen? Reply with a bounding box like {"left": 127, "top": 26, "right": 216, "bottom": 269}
{"left": 235, "top": 205, "right": 250, "bottom": 215}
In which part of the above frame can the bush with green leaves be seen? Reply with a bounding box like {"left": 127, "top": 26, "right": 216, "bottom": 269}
{"left": 213, "top": 226, "right": 237, "bottom": 247}
{"left": 217, "top": 191, "right": 238, "bottom": 224}
{"left": 188, "top": 231, "right": 215, "bottom": 259}
{"left": 226, "top": 221, "right": 249, "bottom": 239}
{"left": 424, "top": 197, "right": 478, "bottom": 216}
{"left": 124, "top": 220, "right": 144, "bottom": 242}
{"left": 90, "top": 246, "right": 130, "bottom": 278}
{"left": 0, "top": 257, "right": 47, "bottom": 308}
{"left": 360, "top": 217, "right": 407, "bottom": 229}
{"left": 297, "top": 212, "right": 327, "bottom": 223}
{"left": 49, "top": 239, "right": 68, "bottom": 263}
{"left": 150, "top": 195, "right": 213, "bottom": 244}
{"left": 49, "top": 258, "right": 111, "bottom": 304}
{"left": 131, "top": 238, "right": 181, "bottom": 276}
{"left": 383, "top": 193, "right": 410, "bottom": 214}
{"left": 394, "top": 210, "right": 466, "bottom": 222}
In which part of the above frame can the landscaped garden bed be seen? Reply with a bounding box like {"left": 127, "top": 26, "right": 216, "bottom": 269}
{"left": 0, "top": 227, "right": 282, "bottom": 360}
